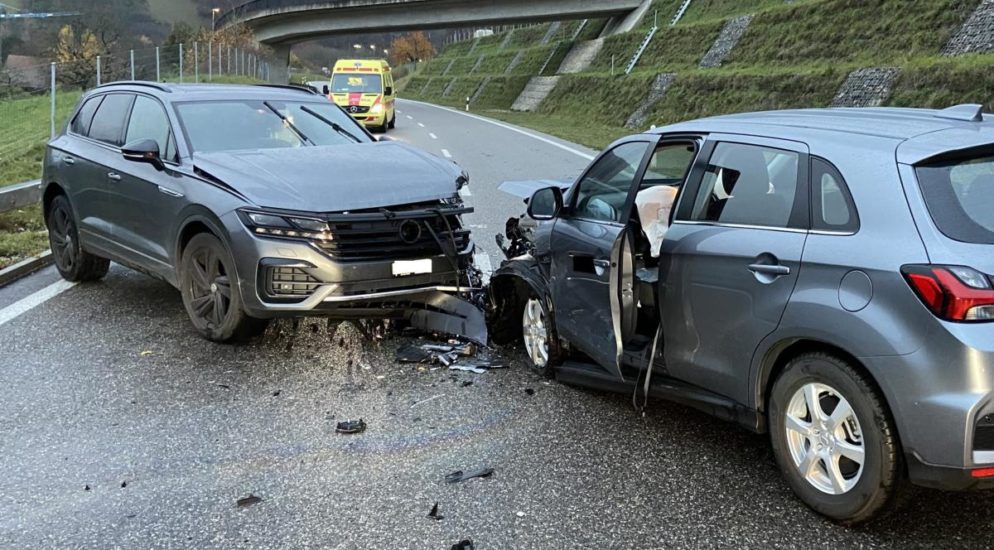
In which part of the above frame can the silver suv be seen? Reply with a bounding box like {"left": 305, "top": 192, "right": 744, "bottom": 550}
{"left": 490, "top": 105, "right": 994, "bottom": 523}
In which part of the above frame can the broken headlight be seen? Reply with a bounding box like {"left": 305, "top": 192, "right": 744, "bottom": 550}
{"left": 239, "top": 209, "right": 333, "bottom": 241}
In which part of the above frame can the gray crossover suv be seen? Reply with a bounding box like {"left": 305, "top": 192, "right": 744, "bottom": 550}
{"left": 43, "top": 82, "right": 478, "bottom": 342}
{"left": 490, "top": 105, "right": 994, "bottom": 523}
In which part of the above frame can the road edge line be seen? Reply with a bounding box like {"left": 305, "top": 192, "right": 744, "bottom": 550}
{"left": 0, "top": 278, "right": 76, "bottom": 326}
{"left": 399, "top": 99, "right": 596, "bottom": 161}
{"left": 0, "top": 251, "right": 53, "bottom": 289}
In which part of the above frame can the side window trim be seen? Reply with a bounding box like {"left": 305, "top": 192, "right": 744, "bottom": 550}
{"left": 565, "top": 138, "right": 654, "bottom": 225}
{"left": 82, "top": 92, "right": 135, "bottom": 148}
{"left": 810, "top": 156, "right": 860, "bottom": 234}
{"left": 69, "top": 94, "right": 105, "bottom": 138}
{"left": 126, "top": 93, "right": 181, "bottom": 165}
{"left": 673, "top": 135, "right": 810, "bottom": 231}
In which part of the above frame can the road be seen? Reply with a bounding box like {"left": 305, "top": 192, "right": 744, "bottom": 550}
{"left": 1, "top": 100, "right": 993, "bottom": 549}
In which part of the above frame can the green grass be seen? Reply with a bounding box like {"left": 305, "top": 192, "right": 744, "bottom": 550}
{"left": 0, "top": 205, "right": 47, "bottom": 270}
{"left": 506, "top": 24, "right": 554, "bottom": 49}
{"left": 484, "top": 111, "right": 630, "bottom": 150}
{"left": 0, "top": 91, "right": 83, "bottom": 187}
{"left": 537, "top": 74, "right": 657, "bottom": 127}
{"left": 887, "top": 56, "right": 994, "bottom": 113}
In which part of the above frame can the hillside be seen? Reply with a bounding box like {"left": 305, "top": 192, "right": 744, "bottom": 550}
{"left": 401, "top": 0, "right": 994, "bottom": 149}
{"left": 147, "top": 0, "right": 202, "bottom": 27}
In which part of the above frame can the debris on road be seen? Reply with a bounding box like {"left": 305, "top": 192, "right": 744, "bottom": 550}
{"left": 524, "top": 388, "right": 535, "bottom": 396}
{"left": 335, "top": 419, "right": 367, "bottom": 434}
{"left": 448, "top": 360, "right": 507, "bottom": 374}
{"left": 411, "top": 394, "right": 445, "bottom": 408}
{"left": 272, "top": 390, "right": 281, "bottom": 397}
{"left": 396, "top": 344, "right": 434, "bottom": 364}
{"left": 236, "top": 494, "right": 263, "bottom": 508}
{"left": 84, "top": 485, "right": 90, "bottom": 491}
{"left": 428, "top": 502, "right": 444, "bottom": 521}
{"left": 395, "top": 340, "right": 504, "bottom": 375}
{"left": 445, "top": 467, "right": 494, "bottom": 484}
{"left": 139, "top": 350, "right": 153, "bottom": 357}
{"left": 450, "top": 539, "right": 475, "bottom": 550}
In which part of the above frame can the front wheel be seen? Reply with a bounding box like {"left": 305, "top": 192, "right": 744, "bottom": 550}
{"left": 521, "top": 296, "right": 561, "bottom": 377}
{"left": 179, "top": 233, "right": 268, "bottom": 342}
{"left": 388, "top": 113, "right": 396, "bottom": 129}
{"left": 769, "top": 352, "right": 902, "bottom": 524}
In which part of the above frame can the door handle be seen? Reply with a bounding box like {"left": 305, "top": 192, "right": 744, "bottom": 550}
{"left": 748, "top": 263, "right": 790, "bottom": 276}
{"left": 63, "top": 157, "right": 75, "bottom": 165}
{"left": 107, "top": 172, "right": 122, "bottom": 181}
{"left": 593, "top": 259, "right": 612, "bottom": 269}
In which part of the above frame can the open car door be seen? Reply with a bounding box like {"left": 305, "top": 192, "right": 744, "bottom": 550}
{"left": 549, "top": 139, "right": 654, "bottom": 380}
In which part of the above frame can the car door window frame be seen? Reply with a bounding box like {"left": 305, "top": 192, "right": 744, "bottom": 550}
{"left": 673, "top": 134, "right": 811, "bottom": 233}
{"left": 565, "top": 137, "right": 655, "bottom": 226}
{"left": 69, "top": 94, "right": 105, "bottom": 137}
{"left": 124, "top": 92, "right": 180, "bottom": 166}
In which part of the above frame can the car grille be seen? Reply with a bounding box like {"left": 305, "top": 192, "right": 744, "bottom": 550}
{"left": 314, "top": 202, "right": 471, "bottom": 262}
{"left": 266, "top": 266, "right": 321, "bottom": 296}
{"left": 345, "top": 105, "right": 370, "bottom": 114}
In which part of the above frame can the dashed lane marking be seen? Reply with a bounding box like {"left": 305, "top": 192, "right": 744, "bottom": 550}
{"left": 406, "top": 115, "right": 413, "bottom": 120}
{"left": 0, "top": 279, "right": 76, "bottom": 327}
{"left": 441, "top": 149, "right": 452, "bottom": 158}
{"left": 418, "top": 122, "right": 425, "bottom": 128}
{"left": 401, "top": 99, "right": 595, "bottom": 161}
{"left": 429, "top": 133, "right": 438, "bottom": 140}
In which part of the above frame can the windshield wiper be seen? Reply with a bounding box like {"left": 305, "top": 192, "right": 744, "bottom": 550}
{"left": 299, "top": 105, "right": 363, "bottom": 144}
{"left": 263, "top": 101, "right": 315, "bottom": 146}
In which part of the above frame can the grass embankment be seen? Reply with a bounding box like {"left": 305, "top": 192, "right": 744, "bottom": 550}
{"left": 0, "top": 75, "right": 264, "bottom": 269}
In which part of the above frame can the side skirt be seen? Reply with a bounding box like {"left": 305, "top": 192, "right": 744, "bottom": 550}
{"left": 554, "top": 361, "right": 766, "bottom": 433}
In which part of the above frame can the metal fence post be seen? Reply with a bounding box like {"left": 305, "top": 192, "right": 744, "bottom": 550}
{"left": 50, "top": 63, "right": 56, "bottom": 138}
{"left": 96, "top": 55, "right": 101, "bottom": 86}
{"left": 155, "top": 46, "right": 160, "bottom": 81}
{"left": 208, "top": 42, "right": 213, "bottom": 81}
{"left": 194, "top": 42, "right": 199, "bottom": 83}
{"left": 130, "top": 49, "right": 135, "bottom": 80}
{"left": 227, "top": 47, "right": 231, "bottom": 74}
{"left": 179, "top": 43, "right": 184, "bottom": 83}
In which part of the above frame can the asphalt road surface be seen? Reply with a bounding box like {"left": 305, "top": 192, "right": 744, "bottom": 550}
{"left": 2, "top": 100, "right": 993, "bottom": 549}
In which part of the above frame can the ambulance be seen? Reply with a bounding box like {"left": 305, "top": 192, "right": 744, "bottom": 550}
{"left": 328, "top": 59, "right": 396, "bottom": 132}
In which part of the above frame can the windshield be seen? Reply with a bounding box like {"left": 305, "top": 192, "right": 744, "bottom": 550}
{"left": 331, "top": 73, "right": 382, "bottom": 94}
{"left": 916, "top": 152, "right": 994, "bottom": 244}
{"left": 175, "top": 99, "right": 370, "bottom": 153}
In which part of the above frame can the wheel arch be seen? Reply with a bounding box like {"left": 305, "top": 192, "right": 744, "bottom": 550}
{"left": 42, "top": 182, "right": 68, "bottom": 223}
{"left": 488, "top": 258, "right": 552, "bottom": 346}
{"left": 174, "top": 207, "right": 234, "bottom": 276}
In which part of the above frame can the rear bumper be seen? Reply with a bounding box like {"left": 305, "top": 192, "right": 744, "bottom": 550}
{"left": 907, "top": 452, "right": 994, "bottom": 491}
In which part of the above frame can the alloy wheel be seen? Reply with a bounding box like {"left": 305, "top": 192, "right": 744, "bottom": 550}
{"left": 48, "top": 203, "right": 77, "bottom": 272}
{"left": 187, "top": 247, "right": 232, "bottom": 330}
{"left": 522, "top": 298, "right": 549, "bottom": 367}
{"left": 784, "top": 382, "right": 865, "bottom": 495}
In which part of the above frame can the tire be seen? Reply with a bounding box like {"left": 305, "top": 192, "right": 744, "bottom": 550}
{"left": 46, "top": 194, "right": 109, "bottom": 282}
{"left": 388, "top": 113, "right": 396, "bottom": 129}
{"left": 768, "top": 352, "right": 902, "bottom": 525}
{"left": 520, "top": 294, "right": 562, "bottom": 377}
{"left": 179, "top": 232, "right": 269, "bottom": 342}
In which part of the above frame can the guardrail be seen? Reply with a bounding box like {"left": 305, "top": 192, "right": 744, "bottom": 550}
{"left": 0, "top": 180, "right": 42, "bottom": 214}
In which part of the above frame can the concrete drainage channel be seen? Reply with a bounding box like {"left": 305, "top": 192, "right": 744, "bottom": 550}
{"left": 0, "top": 180, "right": 52, "bottom": 287}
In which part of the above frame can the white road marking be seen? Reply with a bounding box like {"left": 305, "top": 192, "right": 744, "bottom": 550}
{"left": 406, "top": 115, "right": 413, "bottom": 120}
{"left": 401, "top": 99, "right": 595, "bottom": 160}
{"left": 429, "top": 132, "right": 438, "bottom": 140}
{"left": 459, "top": 186, "right": 472, "bottom": 198}
{"left": 441, "top": 149, "right": 452, "bottom": 158}
{"left": 418, "top": 122, "right": 425, "bottom": 128}
{"left": 0, "top": 279, "right": 76, "bottom": 326}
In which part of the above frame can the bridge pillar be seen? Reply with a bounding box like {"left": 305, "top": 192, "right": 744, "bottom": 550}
{"left": 268, "top": 43, "right": 292, "bottom": 84}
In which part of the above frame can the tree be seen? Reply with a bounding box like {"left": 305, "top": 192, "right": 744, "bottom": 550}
{"left": 390, "top": 32, "right": 435, "bottom": 68}
{"left": 52, "top": 25, "right": 102, "bottom": 86}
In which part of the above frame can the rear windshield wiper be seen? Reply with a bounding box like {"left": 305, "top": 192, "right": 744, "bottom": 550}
{"left": 263, "top": 101, "right": 315, "bottom": 146}
{"left": 299, "top": 105, "right": 363, "bottom": 144}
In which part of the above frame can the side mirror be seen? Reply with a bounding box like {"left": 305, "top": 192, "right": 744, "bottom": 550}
{"left": 527, "top": 186, "right": 563, "bottom": 220}
{"left": 384, "top": 86, "right": 393, "bottom": 96}
{"left": 122, "top": 138, "right": 164, "bottom": 171}
{"left": 322, "top": 85, "right": 330, "bottom": 95}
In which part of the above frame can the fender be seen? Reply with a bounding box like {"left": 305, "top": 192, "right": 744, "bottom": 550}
{"left": 488, "top": 255, "right": 553, "bottom": 346}
{"left": 172, "top": 205, "right": 235, "bottom": 286}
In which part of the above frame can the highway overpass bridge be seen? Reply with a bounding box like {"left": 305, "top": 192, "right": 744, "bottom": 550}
{"left": 218, "top": 0, "right": 649, "bottom": 82}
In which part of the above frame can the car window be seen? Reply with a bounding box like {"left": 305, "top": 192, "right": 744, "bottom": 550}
{"left": 811, "top": 157, "right": 858, "bottom": 233}
{"left": 125, "top": 96, "right": 176, "bottom": 162}
{"left": 688, "top": 142, "right": 800, "bottom": 228}
{"left": 916, "top": 153, "right": 994, "bottom": 244}
{"left": 331, "top": 73, "right": 382, "bottom": 93}
{"left": 87, "top": 93, "right": 134, "bottom": 146}
{"left": 70, "top": 95, "right": 103, "bottom": 136}
{"left": 572, "top": 141, "right": 650, "bottom": 223}
{"left": 642, "top": 142, "right": 696, "bottom": 187}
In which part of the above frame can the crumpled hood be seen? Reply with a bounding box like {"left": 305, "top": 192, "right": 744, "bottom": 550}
{"left": 194, "top": 142, "right": 461, "bottom": 212}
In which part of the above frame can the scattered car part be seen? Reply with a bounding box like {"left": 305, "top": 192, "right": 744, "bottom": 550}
{"left": 236, "top": 494, "right": 262, "bottom": 508}
{"left": 445, "top": 468, "right": 494, "bottom": 484}
{"left": 335, "top": 419, "right": 367, "bottom": 434}
{"left": 427, "top": 502, "right": 444, "bottom": 521}
{"left": 450, "top": 540, "right": 474, "bottom": 550}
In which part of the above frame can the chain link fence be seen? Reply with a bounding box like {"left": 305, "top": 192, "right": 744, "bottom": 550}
{"left": 0, "top": 42, "right": 273, "bottom": 188}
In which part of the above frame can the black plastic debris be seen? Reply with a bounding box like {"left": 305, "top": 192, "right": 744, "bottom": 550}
{"left": 84, "top": 485, "right": 90, "bottom": 491}
{"left": 428, "top": 502, "right": 444, "bottom": 521}
{"left": 272, "top": 390, "right": 281, "bottom": 397}
{"left": 121, "top": 481, "right": 127, "bottom": 488}
{"left": 524, "top": 388, "right": 535, "bottom": 396}
{"left": 445, "top": 467, "right": 494, "bottom": 484}
{"left": 396, "top": 345, "right": 434, "bottom": 364}
{"left": 336, "top": 419, "right": 367, "bottom": 434}
{"left": 450, "top": 539, "right": 475, "bottom": 550}
{"left": 449, "top": 360, "right": 507, "bottom": 374}
{"left": 236, "top": 494, "right": 262, "bottom": 508}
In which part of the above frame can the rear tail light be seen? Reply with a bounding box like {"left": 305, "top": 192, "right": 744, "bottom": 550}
{"left": 902, "top": 265, "right": 994, "bottom": 322}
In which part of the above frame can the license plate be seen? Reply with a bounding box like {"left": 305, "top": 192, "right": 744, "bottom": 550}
{"left": 392, "top": 259, "right": 432, "bottom": 276}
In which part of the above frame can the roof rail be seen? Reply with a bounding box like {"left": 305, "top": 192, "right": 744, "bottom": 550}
{"left": 95, "top": 80, "right": 172, "bottom": 93}
{"left": 255, "top": 83, "right": 320, "bottom": 95}
{"left": 935, "top": 103, "right": 984, "bottom": 122}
